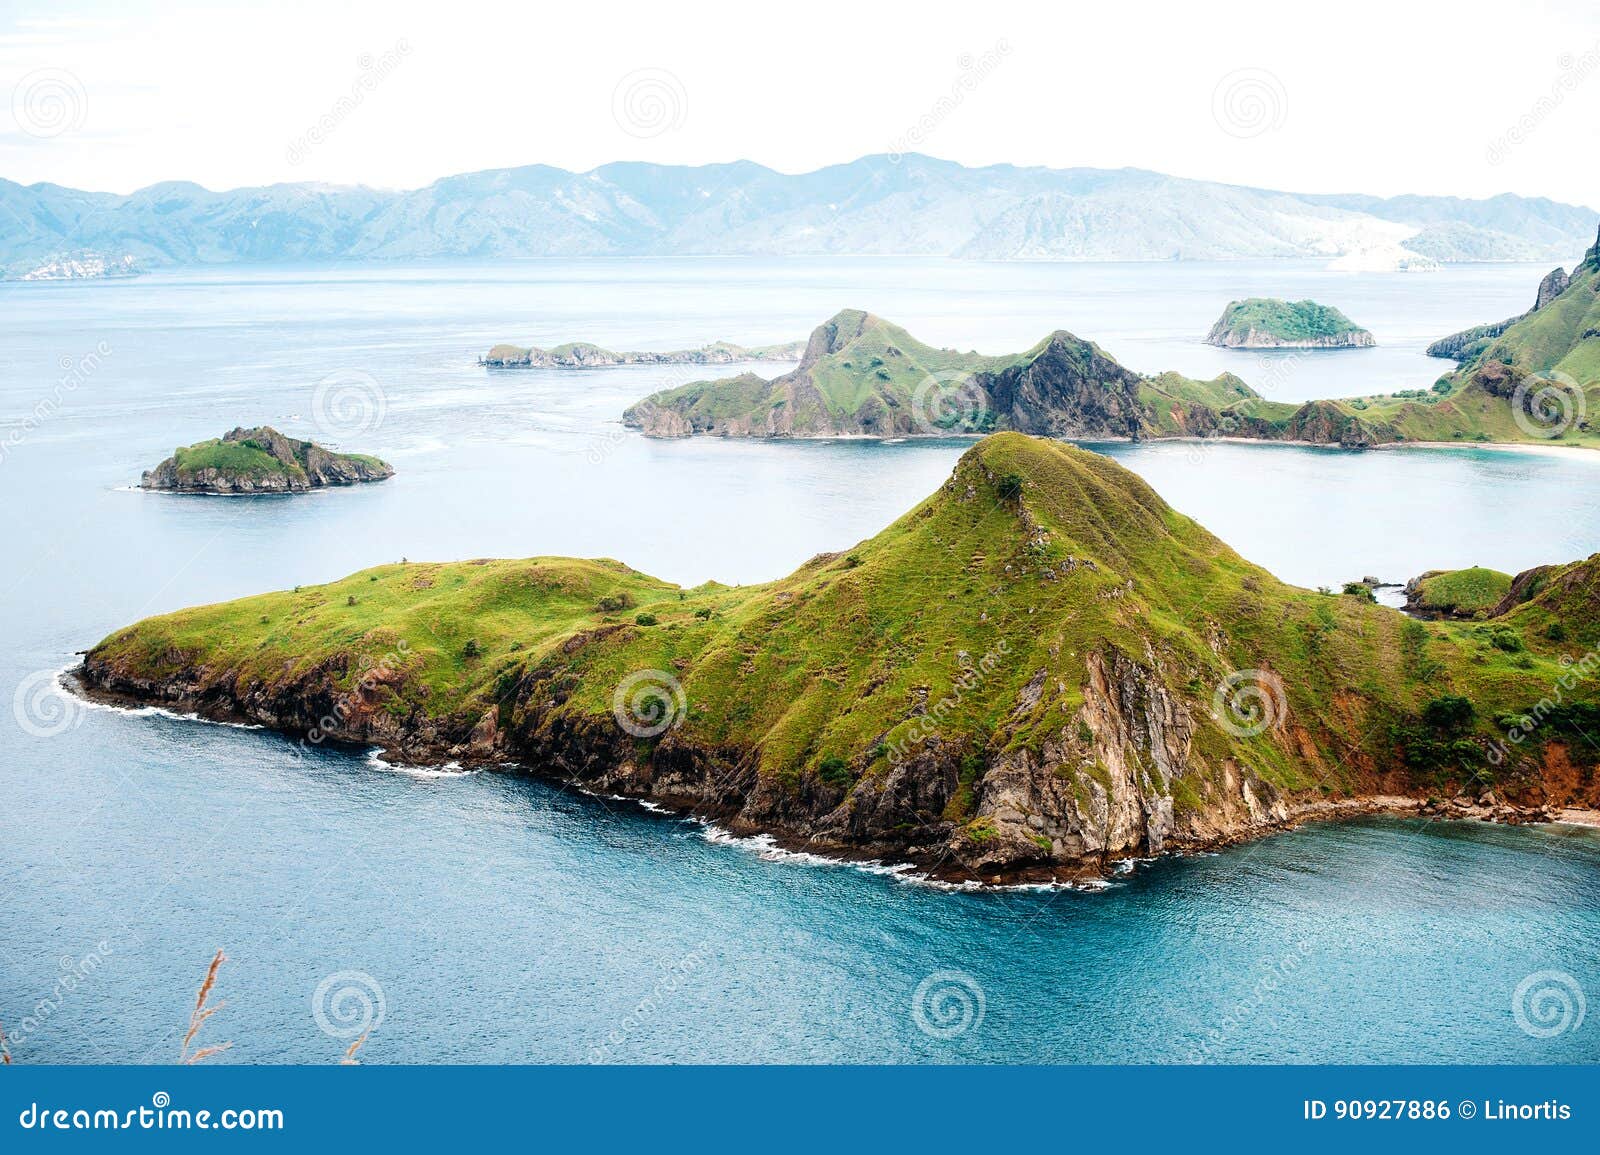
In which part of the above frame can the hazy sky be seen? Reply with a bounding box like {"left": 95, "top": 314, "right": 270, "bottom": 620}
{"left": 2, "top": 0, "right": 1596, "bottom": 206}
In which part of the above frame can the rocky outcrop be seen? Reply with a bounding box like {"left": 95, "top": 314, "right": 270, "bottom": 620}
{"left": 141, "top": 426, "right": 393, "bottom": 494}
{"left": 1535, "top": 265, "right": 1572, "bottom": 309}
{"left": 1489, "top": 565, "right": 1560, "bottom": 618}
{"left": 952, "top": 647, "right": 1292, "bottom": 878}
{"left": 978, "top": 333, "right": 1147, "bottom": 438}
{"left": 481, "top": 339, "right": 804, "bottom": 367}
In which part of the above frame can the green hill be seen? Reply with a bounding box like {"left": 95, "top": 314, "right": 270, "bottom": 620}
{"left": 81, "top": 434, "right": 1600, "bottom": 881}
{"left": 624, "top": 308, "right": 1260, "bottom": 441}
{"left": 626, "top": 232, "right": 1600, "bottom": 451}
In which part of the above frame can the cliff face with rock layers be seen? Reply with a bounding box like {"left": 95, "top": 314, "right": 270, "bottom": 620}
{"left": 80, "top": 435, "right": 1600, "bottom": 884}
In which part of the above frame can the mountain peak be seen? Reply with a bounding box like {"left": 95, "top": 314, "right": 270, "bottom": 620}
{"left": 800, "top": 308, "right": 887, "bottom": 363}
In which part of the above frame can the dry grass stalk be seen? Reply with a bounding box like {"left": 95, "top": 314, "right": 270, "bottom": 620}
{"left": 340, "top": 1032, "right": 368, "bottom": 1065}
{"left": 180, "top": 949, "right": 232, "bottom": 1064}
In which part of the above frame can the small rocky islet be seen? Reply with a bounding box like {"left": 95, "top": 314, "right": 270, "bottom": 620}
{"left": 140, "top": 426, "right": 393, "bottom": 495}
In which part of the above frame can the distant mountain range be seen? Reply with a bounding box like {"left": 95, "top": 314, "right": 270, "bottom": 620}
{"left": 3, "top": 154, "right": 1595, "bottom": 278}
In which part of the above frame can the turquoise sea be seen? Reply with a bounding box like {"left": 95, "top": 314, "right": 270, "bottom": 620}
{"left": 2, "top": 258, "right": 1596, "bottom": 1062}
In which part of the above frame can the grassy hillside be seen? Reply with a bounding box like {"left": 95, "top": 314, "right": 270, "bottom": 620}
{"left": 171, "top": 437, "right": 297, "bottom": 482}
{"left": 1409, "top": 568, "right": 1514, "bottom": 618}
{"left": 88, "top": 436, "right": 1600, "bottom": 870}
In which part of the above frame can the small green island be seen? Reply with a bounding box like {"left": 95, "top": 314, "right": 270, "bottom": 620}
{"left": 1203, "top": 298, "right": 1376, "bottom": 348}
{"left": 82, "top": 434, "right": 1600, "bottom": 883}
{"left": 140, "top": 426, "right": 394, "bottom": 495}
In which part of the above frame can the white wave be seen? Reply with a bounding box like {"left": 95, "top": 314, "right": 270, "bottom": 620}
{"left": 362, "top": 748, "right": 476, "bottom": 779}
{"left": 57, "top": 664, "right": 265, "bottom": 731}
{"left": 693, "top": 817, "right": 1117, "bottom": 893}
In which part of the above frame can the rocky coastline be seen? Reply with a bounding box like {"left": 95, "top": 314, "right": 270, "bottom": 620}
{"left": 65, "top": 663, "right": 1577, "bottom": 885}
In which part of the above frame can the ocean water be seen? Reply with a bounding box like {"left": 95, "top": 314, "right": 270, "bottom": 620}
{"left": 2, "top": 258, "right": 1597, "bottom": 1064}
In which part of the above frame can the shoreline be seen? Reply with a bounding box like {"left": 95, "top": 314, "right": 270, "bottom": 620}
{"left": 63, "top": 666, "right": 1600, "bottom": 889}
{"left": 630, "top": 428, "right": 1600, "bottom": 456}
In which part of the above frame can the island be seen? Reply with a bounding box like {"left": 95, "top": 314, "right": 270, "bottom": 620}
{"left": 1203, "top": 298, "right": 1376, "bottom": 348}
{"left": 141, "top": 426, "right": 394, "bottom": 494}
{"left": 622, "top": 224, "right": 1600, "bottom": 450}
{"left": 80, "top": 433, "right": 1598, "bottom": 885}
{"left": 481, "top": 338, "right": 805, "bottom": 368}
